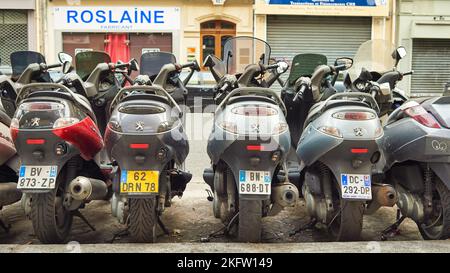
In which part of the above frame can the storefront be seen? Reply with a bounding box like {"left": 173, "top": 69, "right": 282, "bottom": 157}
{"left": 396, "top": 0, "right": 450, "bottom": 97}
{"left": 45, "top": 0, "right": 253, "bottom": 71}
{"left": 254, "top": 0, "right": 394, "bottom": 86}
{"left": 0, "top": 0, "right": 38, "bottom": 74}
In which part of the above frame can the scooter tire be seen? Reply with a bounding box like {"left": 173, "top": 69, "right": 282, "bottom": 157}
{"left": 213, "top": 190, "right": 221, "bottom": 219}
{"left": 30, "top": 191, "right": 73, "bottom": 244}
{"left": 329, "top": 200, "right": 364, "bottom": 242}
{"left": 128, "top": 197, "right": 157, "bottom": 243}
{"left": 418, "top": 179, "right": 450, "bottom": 240}
{"left": 238, "top": 198, "right": 262, "bottom": 243}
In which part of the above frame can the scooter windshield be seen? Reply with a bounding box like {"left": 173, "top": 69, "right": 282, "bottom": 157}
{"left": 10, "top": 51, "right": 47, "bottom": 79}
{"left": 140, "top": 52, "right": 177, "bottom": 78}
{"left": 75, "top": 51, "right": 112, "bottom": 81}
{"left": 222, "top": 36, "right": 271, "bottom": 75}
{"left": 287, "top": 53, "right": 327, "bottom": 85}
{"left": 348, "top": 39, "right": 396, "bottom": 83}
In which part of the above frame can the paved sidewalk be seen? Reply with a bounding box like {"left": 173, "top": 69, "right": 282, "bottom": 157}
{"left": 1, "top": 241, "right": 449, "bottom": 253}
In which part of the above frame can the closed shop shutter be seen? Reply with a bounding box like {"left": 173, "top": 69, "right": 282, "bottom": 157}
{"left": 0, "top": 10, "right": 28, "bottom": 66}
{"left": 411, "top": 39, "right": 450, "bottom": 97}
{"left": 267, "top": 15, "right": 372, "bottom": 89}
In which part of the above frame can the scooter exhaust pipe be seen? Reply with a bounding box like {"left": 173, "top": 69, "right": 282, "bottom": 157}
{"left": 269, "top": 182, "right": 299, "bottom": 216}
{"left": 366, "top": 184, "right": 398, "bottom": 214}
{"left": 373, "top": 184, "right": 398, "bottom": 207}
{"left": 68, "top": 176, "right": 107, "bottom": 201}
{"left": 0, "top": 182, "right": 22, "bottom": 207}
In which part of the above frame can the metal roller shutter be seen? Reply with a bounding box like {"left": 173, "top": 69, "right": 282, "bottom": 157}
{"left": 411, "top": 39, "right": 450, "bottom": 97}
{"left": 0, "top": 10, "right": 28, "bottom": 66}
{"left": 267, "top": 15, "right": 372, "bottom": 89}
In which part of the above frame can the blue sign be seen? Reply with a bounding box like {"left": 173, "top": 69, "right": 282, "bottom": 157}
{"left": 267, "top": 0, "right": 385, "bottom": 6}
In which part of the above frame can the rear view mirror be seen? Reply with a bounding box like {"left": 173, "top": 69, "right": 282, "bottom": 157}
{"left": 379, "top": 82, "right": 391, "bottom": 96}
{"left": 129, "top": 59, "right": 139, "bottom": 71}
{"left": 203, "top": 55, "right": 215, "bottom": 68}
{"left": 277, "top": 61, "right": 289, "bottom": 74}
{"left": 392, "top": 46, "right": 407, "bottom": 65}
{"left": 62, "top": 61, "right": 74, "bottom": 74}
{"left": 58, "top": 52, "right": 73, "bottom": 64}
{"left": 335, "top": 57, "right": 353, "bottom": 70}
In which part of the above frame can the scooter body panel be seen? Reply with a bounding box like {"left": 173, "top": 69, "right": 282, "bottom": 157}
{"left": 12, "top": 96, "right": 104, "bottom": 193}
{"left": 0, "top": 120, "right": 16, "bottom": 166}
{"left": 298, "top": 105, "right": 383, "bottom": 168}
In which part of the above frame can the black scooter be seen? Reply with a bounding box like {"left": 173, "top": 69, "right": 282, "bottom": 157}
{"left": 105, "top": 52, "right": 198, "bottom": 242}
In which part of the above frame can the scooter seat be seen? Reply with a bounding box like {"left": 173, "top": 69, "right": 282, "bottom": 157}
{"left": 228, "top": 95, "right": 278, "bottom": 106}
{"left": 120, "top": 93, "right": 171, "bottom": 105}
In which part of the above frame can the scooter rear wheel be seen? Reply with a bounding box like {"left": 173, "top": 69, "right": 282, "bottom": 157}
{"left": 328, "top": 199, "right": 364, "bottom": 242}
{"left": 128, "top": 197, "right": 157, "bottom": 243}
{"left": 238, "top": 198, "right": 262, "bottom": 243}
{"left": 418, "top": 179, "right": 450, "bottom": 240}
{"left": 30, "top": 190, "right": 73, "bottom": 244}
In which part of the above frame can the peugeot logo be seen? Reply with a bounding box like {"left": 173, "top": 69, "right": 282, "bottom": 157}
{"left": 354, "top": 128, "right": 364, "bottom": 137}
{"left": 31, "top": 117, "right": 40, "bottom": 127}
{"left": 135, "top": 121, "right": 144, "bottom": 131}
{"left": 251, "top": 124, "right": 260, "bottom": 133}
{"left": 432, "top": 140, "right": 448, "bottom": 152}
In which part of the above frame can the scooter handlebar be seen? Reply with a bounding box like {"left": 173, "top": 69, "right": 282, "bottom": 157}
{"left": 402, "top": 70, "right": 414, "bottom": 76}
{"left": 293, "top": 85, "right": 306, "bottom": 102}
{"left": 46, "top": 63, "right": 63, "bottom": 69}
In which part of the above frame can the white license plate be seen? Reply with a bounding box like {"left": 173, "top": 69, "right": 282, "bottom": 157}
{"left": 18, "top": 166, "right": 57, "bottom": 190}
{"left": 340, "top": 174, "right": 372, "bottom": 200}
{"left": 238, "top": 170, "right": 271, "bottom": 195}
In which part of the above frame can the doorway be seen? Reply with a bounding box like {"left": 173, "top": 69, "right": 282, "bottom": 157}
{"left": 200, "top": 20, "right": 236, "bottom": 66}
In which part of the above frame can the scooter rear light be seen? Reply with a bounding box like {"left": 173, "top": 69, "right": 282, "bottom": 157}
{"left": 404, "top": 105, "right": 441, "bottom": 129}
{"left": 231, "top": 106, "right": 278, "bottom": 116}
{"left": 247, "top": 145, "right": 264, "bottom": 151}
{"left": 351, "top": 148, "right": 368, "bottom": 154}
{"left": 129, "top": 143, "right": 149, "bottom": 149}
{"left": 219, "top": 121, "right": 237, "bottom": 134}
{"left": 53, "top": 117, "right": 80, "bottom": 128}
{"left": 26, "top": 139, "right": 45, "bottom": 145}
{"left": 332, "top": 111, "right": 376, "bottom": 120}
{"left": 318, "top": 126, "right": 343, "bottom": 138}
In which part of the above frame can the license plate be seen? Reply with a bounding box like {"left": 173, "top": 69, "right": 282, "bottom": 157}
{"left": 18, "top": 166, "right": 57, "bottom": 190}
{"left": 238, "top": 170, "right": 271, "bottom": 195}
{"left": 340, "top": 174, "right": 372, "bottom": 200}
{"left": 120, "top": 170, "right": 159, "bottom": 194}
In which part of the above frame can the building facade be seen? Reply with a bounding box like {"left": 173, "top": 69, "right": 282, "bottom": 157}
{"left": 0, "top": 0, "right": 40, "bottom": 74}
{"left": 253, "top": 0, "right": 394, "bottom": 85}
{"left": 44, "top": 0, "right": 253, "bottom": 67}
{"left": 396, "top": 0, "right": 450, "bottom": 97}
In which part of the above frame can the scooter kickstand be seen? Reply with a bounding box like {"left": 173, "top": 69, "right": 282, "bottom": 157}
{"left": 72, "top": 210, "right": 96, "bottom": 231}
{"left": 289, "top": 218, "right": 317, "bottom": 236}
{"left": 380, "top": 209, "right": 405, "bottom": 241}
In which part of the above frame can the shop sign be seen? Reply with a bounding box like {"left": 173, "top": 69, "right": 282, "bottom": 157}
{"left": 53, "top": 7, "right": 181, "bottom": 31}
{"left": 265, "top": 0, "right": 386, "bottom": 6}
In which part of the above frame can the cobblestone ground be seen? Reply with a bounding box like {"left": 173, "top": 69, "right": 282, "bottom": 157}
{"left": 0, "top": 181, "right": 423, "bottom": 245}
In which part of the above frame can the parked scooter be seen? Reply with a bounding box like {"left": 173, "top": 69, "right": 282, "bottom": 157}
{"left": 105, "top": 52, "right": 198, "bottom": 242}
{"left": 374, "top": 44, "right": 450, "bottom": 240}
{"left": 294, "top": 48, "right": 397, "bottom": 240}
{"left": 0, "top": 51, "right": 66, "bottom": 232}
{"left": 202, "top": 37, "right": 293, "bottom": 242}
{"left": 10, "top": 52, "right": 138, "bottom": 243}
